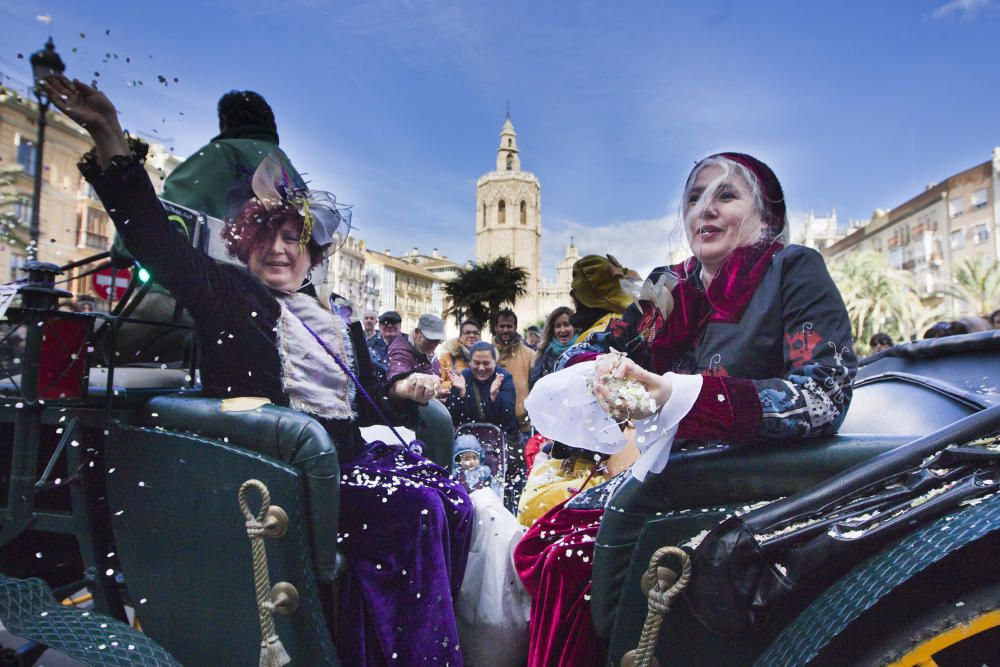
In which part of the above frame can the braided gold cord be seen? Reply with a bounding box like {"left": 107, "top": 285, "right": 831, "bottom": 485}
{"left": 239, "top": 480, "right": 291, "bottom": 667}
{"left": 632, "top": 546, "right": 691, "bottom": 667}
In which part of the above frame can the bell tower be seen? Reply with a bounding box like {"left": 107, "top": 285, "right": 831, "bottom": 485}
{"left": 476, "top": 114, "right": 542, "bottom": 327}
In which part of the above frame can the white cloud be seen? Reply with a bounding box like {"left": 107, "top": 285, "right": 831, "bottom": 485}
{"left": 541, "top": 214, "right": 686, "bottom": 281}
{"left": 931, "top": 0, "right": 993, "bottom": 21}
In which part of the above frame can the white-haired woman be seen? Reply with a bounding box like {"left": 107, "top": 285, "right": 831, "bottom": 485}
{"left": 515, "top": 153, "right": 857, "bottom": 666}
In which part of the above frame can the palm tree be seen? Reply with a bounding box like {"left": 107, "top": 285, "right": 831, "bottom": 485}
{"left": 0, "top": 167, "right": 30, "bottom": 251}
{"left": 944, "top": 256, "right": 1000, "bottom": 316}
{"left": 443, "top": 256, "right": 528, "bottom": 333}
{"left": 829, "top": 250, "right": 935, "bottom": 345}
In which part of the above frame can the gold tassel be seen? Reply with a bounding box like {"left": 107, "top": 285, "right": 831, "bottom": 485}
{"left": 260, "top": 634, "right": 291, "bottom": 667}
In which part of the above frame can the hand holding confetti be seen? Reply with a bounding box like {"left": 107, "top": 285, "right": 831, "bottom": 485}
{"left": 590, "top": 352, "right": 670, "bottom": 422}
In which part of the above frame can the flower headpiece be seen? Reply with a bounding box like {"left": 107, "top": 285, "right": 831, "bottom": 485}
{"left": 233, "top": 152, "right": 352, "bottom": 251}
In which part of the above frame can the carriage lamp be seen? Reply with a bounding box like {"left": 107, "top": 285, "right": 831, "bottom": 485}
{"left": 27, "top": 38, "right": 66, "bottom": 262}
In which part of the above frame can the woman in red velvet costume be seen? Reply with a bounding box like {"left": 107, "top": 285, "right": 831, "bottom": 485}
{"left": 515, "top": 153, "right": 857, "bottom": 666}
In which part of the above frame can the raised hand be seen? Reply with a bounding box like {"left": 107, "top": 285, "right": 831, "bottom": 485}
{"left": 41, "top": 73, "right": 128, "bottom": 168}
{"left": 42, "top": 73, "right": 117, "bottom": 134}
{"left": 450, "top": 371, "right": 466, "bottom": 397}
{"left": 489, "top": 373, "right": 503, "bottom": 401}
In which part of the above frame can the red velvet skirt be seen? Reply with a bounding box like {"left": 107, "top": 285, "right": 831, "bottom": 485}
{"left": 513, "top": 501, "right": 606, "bottom": 667}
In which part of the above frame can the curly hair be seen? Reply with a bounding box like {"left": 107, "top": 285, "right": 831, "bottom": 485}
{"left": 221, "top": 200, "right": 325, "bottom": 267}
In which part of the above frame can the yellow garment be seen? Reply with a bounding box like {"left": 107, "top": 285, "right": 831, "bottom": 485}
{"left": 572, "top": 254, "right": 637, "bottom": 312}
{"left": 438, "top": 338, "right": 470, "bottom": 376}
{"left": 574, "top": 312, "right": 621, "bottom": 346}
{"left": 517, "top": 457, "right": 608, "bottom": 528}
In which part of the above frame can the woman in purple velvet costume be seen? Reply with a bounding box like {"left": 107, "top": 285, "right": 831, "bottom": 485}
{"left": 46, "top": 74, "right": 472, "bottom": 666}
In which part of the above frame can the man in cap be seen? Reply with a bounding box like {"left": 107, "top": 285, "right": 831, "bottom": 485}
{"left": 387, "top": 314, "right": 448, "bottom": 395}
{"left": 367, "top": 310, "right": 402, "bottom": 382}
{"left": 524, "top": 325, "right": 541, "bottom": 350}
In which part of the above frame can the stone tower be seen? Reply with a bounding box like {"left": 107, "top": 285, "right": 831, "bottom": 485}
{"left": 475, "top": 114, "right": 542, "bottom": 327}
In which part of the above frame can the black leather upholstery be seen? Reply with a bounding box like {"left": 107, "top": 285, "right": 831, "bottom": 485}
{"left": 602, "top": 331, "right": 1000, "bottom": 664}
{"left": 142, "top": 395, "right": 341, "bottom": 583}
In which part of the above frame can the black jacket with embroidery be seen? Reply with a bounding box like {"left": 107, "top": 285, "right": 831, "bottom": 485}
{"left": 574, "top": 245, "right": 857, "bottom": 442}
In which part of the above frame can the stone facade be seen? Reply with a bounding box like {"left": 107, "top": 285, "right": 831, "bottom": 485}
{"left": 537, "top": 238, "right": 579, "bottom": 324}
{"left": 363, "top": 247, "right": 461, "bottom": 335}
{"left": 475, "top": 115, "right": 542, "bottom": 327}
{"left": 317, "top": 235, "right": 366, "bottom": 310}
{"left": 792, "top": 210, "right": 846, "bottom": 251}
{"left": 824, "top": 148, "right": 1000, "bottom": 314}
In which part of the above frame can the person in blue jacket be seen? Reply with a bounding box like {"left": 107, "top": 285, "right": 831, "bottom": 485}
{"left": 446, "top": 341, "right": 518, "bottom": 435}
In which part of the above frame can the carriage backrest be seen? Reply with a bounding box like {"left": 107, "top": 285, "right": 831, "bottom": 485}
{"left": 841, "top": 330, "right": 1000, "bottom": 435}
{"left": 106, "top": 422, "right": 338, "bottom": 666}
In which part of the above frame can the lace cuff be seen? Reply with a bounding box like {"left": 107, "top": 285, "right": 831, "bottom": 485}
{"left": 77, "top": 135, "right": 149, "bottom": 180}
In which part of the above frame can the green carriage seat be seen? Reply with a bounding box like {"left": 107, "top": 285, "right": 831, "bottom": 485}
{"left": 106, "top": 395, "right": 343, "bottom": 666}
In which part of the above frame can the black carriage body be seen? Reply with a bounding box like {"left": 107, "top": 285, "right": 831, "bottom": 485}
{"left": 602, "top": 331, "right": 1000, "bottom": 666}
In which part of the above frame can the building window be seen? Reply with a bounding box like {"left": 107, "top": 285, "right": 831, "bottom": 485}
{"left": 950, "top": 229, "right": 965, "bottom": 251}
{"left": 949, "top": 196, "right": 964, "bottom": 217}
{"left": 481, "top": 202, "right": 486, "bottom": 228}
{"left": 498, "top": 199, "right": 506, "bottom": 225}
{"left": 80, "top": 207, "right": 110, "bottom": 249}
{"left": 8, "top": 253, "right": 27, "bottom": 282}
{"left": 972, "top": 188, "right": 989, "bottom": 209}
{"left": 506, "top": 154, "right": 513, "bottom": 171}
{"left": 973, "top": 223, "right": 990, "bottom": 245}
{"left": 11, "top": 200, "right": 31, "bottom": 224}
{"left": 16, "top": 139, "right": 36, "bottom": 176}
{"left": 520, "top": 200, "right": 527, "bottom": 225}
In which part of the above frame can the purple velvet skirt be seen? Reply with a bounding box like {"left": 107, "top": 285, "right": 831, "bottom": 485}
{"left": 336, "top": 443, "right": 474, "bottom": 666}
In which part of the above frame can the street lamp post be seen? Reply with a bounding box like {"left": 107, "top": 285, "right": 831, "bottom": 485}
{"left": 27, "top": 38, "right": 65, "bottom": 262}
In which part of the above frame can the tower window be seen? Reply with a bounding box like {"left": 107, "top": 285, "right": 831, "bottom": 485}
{"left": 508, "top": 138, "right": 512, "bottom": 147}
{"left": 506, "top": 154, "right": 513, "bottom": 171}
{"left": 482, "top": 202, "right": 486, "bottom": 228}
{"left": 520, "top": 200, "right": 527, "bottom": 225}
{"left": 498, "top": 200, "right": 506, "bottom": 225}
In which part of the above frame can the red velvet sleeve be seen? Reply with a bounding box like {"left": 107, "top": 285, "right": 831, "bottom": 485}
{"left": 675, "top": 375, "right": 763, "bottom": 441}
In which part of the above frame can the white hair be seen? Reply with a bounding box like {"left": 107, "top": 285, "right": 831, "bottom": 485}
{"left": 678, "top": 156, "right": 788, "bottom": 255}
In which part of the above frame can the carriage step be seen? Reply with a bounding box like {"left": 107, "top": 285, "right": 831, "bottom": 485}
{"left": 0, "top": 575, "right": 178, "bottom": 666}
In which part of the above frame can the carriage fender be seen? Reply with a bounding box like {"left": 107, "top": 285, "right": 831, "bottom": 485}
{"left": 754, "top": 491, "right": 1000, "bottom": 666}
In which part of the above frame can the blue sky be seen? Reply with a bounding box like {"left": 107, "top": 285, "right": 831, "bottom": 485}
{"left": 2, "top": 0, "right": 999, "bottom": 279}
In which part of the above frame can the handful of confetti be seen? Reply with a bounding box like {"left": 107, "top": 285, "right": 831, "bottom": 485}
{"left": 587, "top": 371, "right": 657, "bottom": 423}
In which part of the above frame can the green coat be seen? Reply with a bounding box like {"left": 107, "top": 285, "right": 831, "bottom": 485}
{"left": 114, "top": 127, "right": 301, "bottom": 265}
{"left": 159, "top": 127, "right": 300, "bottom": 219}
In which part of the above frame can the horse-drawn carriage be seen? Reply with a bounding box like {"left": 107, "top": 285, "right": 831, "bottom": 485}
{"left": 1, "top": 227, "right": 999, "bottom": 665}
